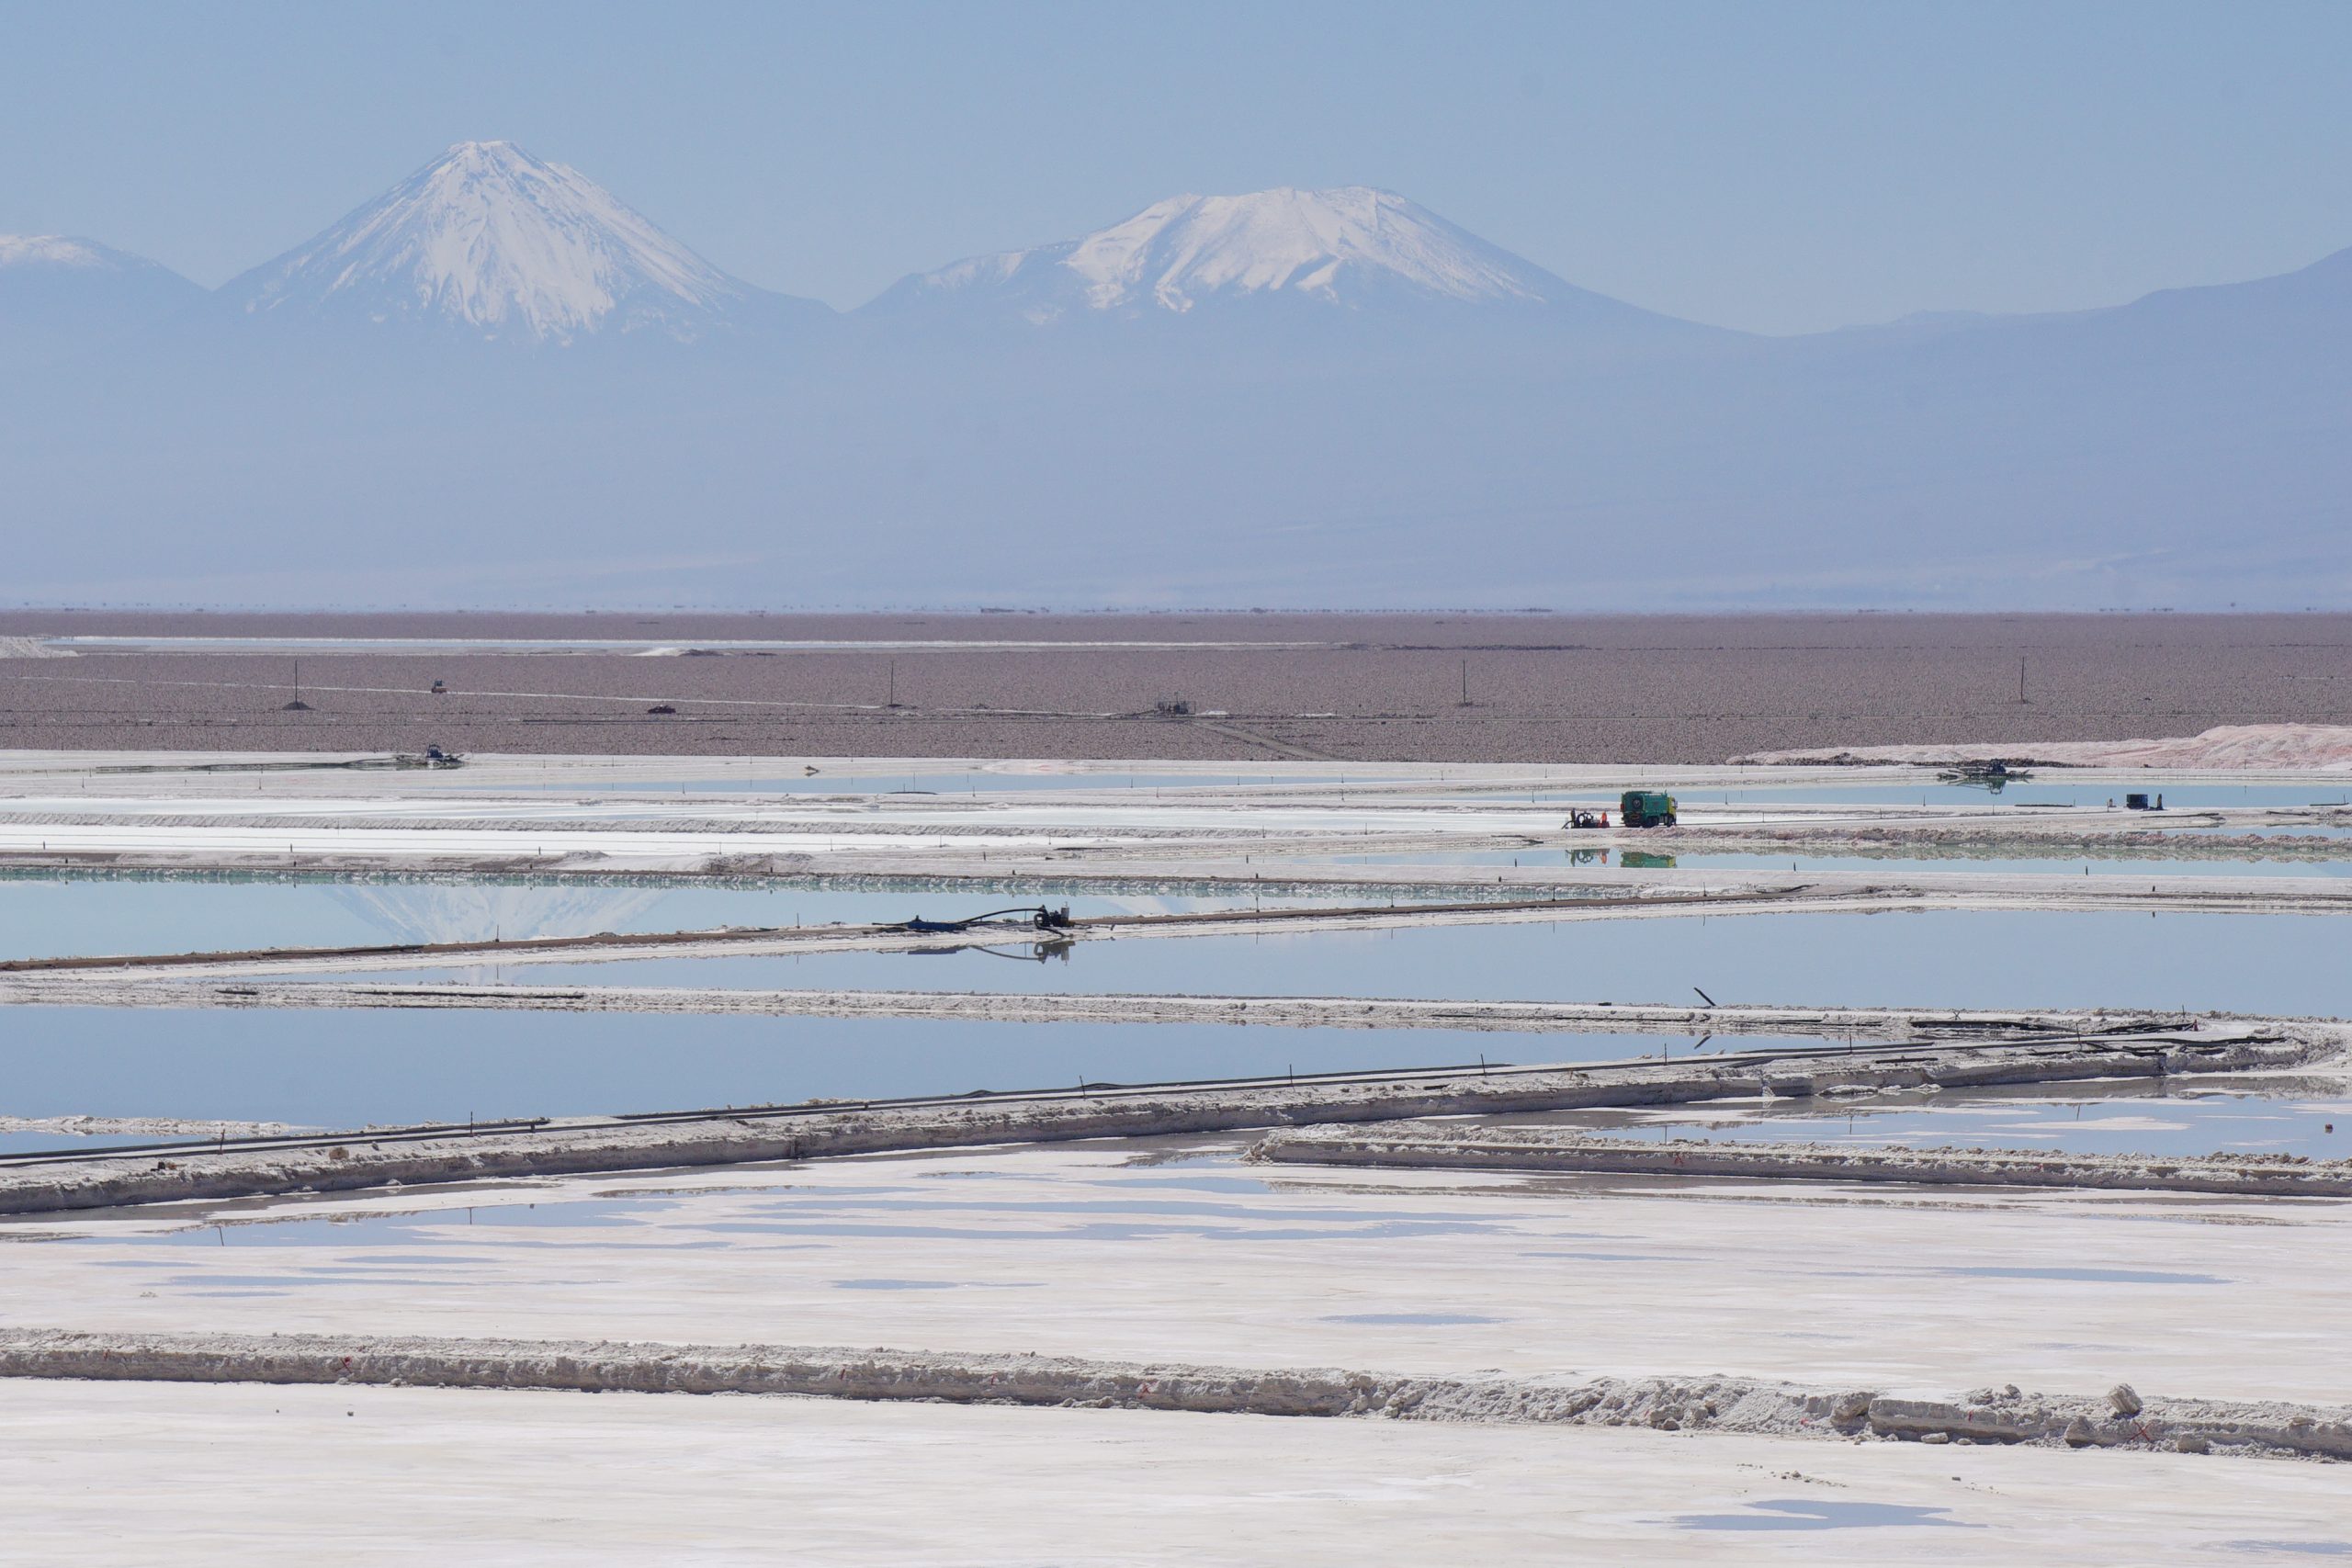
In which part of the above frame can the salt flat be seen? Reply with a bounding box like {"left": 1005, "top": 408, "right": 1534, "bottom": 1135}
{"left": 0, "top": 736, "right": 2341, "bottom": 1553}
{"left": 1, "top": 1379, "right": 2343, "bottom": 1566}
{"left": 6, "top": 1140, "right": 2345, "bottom": 1405}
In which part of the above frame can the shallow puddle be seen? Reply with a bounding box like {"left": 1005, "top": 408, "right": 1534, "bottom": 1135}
{"left": 1671, "top": 1499, "right": 1978, "bottom": 1532}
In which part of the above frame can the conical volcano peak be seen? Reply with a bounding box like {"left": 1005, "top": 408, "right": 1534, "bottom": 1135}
{"left": 865, "top": 183, "right": 1723, "bottom": 335}
{"left": 1063, "top": 186, "right": 1555, "bottom": 310}
{"left": 221, "top": 140, "right": 764, "bottom": 343}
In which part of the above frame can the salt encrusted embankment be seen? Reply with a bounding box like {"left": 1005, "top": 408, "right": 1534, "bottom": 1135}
{"left": 1251, "top": 1125, "right": 2352, "bottom": 1198}
{"left": 0, "top": 980, "right": 2307, "bottom": 1043}
{"left": 1737, "top": 722, "right": 2352, "bottom": 772}
{"left": 0, "top": 1027, "right": 2333, "bottom": 1215}
{"left": 0, "top": 1115, "right": 296, "bottom": 1138}
{"left": 1, "top": 1328, "right": 2343, "bottom": 1461}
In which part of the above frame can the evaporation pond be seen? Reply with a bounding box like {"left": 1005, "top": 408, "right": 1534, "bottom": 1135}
{"left": 0, "top": 874, "right": 1362, "bottom": 963}
{"left": 1506, "top": 1080, "right": 2352, "bottom": 1160}
{"left": 348, "top": 908, "right": 2352, "bottom": 1019}
{"left": 0, "top": 1009, "right": 1747, "bottom": 1130}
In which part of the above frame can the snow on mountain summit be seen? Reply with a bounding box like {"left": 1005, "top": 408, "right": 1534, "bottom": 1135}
{"left": 1065, "top": 187, "right": 1551, "bottom": 310}
{"left": 1, "top": 235, "right": 140, "bottom": 270}
{"left": 0, "top": 233, "right": 202, "bottom": 368}
{"left": 863, "top": 186, "right": 1731, "bottom": 348}
{"left": 221, "top": 141, "right": 777, "bottom": 343}
{"left": 872, "top": 186, "right": 1595, "bottom": 321}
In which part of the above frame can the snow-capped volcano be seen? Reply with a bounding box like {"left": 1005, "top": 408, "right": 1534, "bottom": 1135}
{"left": 1060, "top": 186, "right": 1552, "bottom": 310}
{"left": 865, "top": 186, "right": 1697, "bottom": 333}
{"left": 220, "top": 141, "right": 801, "bottom": 344}
{"left": 0, "top": 233, "right": 201, "bottom": 367}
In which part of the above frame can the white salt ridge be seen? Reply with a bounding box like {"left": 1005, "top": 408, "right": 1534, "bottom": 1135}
{"left": 0, "top": 1114, "right": 293, "bottom": 1137}
{"left": 224, "top": 141, "right": 754, "bottom": 343}
{"left": 904, "top": 186, "right": 1565, "bottom": 318}
{"left": 1743, "top": 724, "right": 2352, "bottom": 772}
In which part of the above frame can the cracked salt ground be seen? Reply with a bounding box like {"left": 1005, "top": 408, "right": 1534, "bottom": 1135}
{"left": 5, "top": 1141, "right": 2346, "bottom": 1405}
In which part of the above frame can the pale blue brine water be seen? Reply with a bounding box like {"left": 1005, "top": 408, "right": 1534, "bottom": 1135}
{"left": 338, "top": 909, "right": 2352, "bottom": 1020}
{"left": 0, "top": 1010, "right": 1726, "bottom": 1134}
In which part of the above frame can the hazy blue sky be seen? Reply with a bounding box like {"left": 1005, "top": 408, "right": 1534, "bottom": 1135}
{"left": 4, "top": 0, "right": 2349, "bottom": 333}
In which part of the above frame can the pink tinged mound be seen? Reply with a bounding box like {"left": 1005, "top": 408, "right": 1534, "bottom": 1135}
{"left": 1739, "top": 724, "right": 2352, "bottom": 771}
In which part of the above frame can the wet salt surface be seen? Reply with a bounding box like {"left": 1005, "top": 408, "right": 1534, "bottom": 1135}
{"left": 134, "top": 1200, "right": 659, "bottom": 1244}
{"left": 1937, "top": 1266, "right": 2223, "bottom": 1285}
{"left": 1522, "top": 1083, "right": 2352, "bottom": 1159}
{"left": 352, "top": 909, "right": 2352, "bottom": 1020}
{"left": 1671, "top": 1500, "right": 1978, "bottom": 1532}
{"left": 96, "top": 1170, "right": 1525, "bottom": 1254}
{"left": 2217, "top": 1543, "right": 2352, "bottom": 1558}
{"left": 0, "top": 1007, "right": 1736, "bottom": 1130}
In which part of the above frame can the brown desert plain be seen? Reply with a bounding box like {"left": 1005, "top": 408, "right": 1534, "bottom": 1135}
{"left": 1, "top": 609, "right": 2346, "bottom": 762}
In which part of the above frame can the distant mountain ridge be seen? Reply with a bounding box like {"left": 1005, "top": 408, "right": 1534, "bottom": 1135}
{"left": 0, "top": 232, "right": 202, "bottom": 367}
{"left": 864, "top": 186, "right": 1724, "bottom": 344}
{"left": 877, "top": 186, "right": 1552, "bottom": 315}
{"left": 4, "top": 142, "right": 2349, "bottom": 611}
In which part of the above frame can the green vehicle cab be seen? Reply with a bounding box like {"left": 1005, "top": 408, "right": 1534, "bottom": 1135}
{"left": 1620, "top": 790, "right": 1679, "bottom": 828}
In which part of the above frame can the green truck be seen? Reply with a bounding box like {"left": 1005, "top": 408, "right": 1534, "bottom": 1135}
{"left": 1620, "top": 789, "right": 1679, "bottom": 828}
